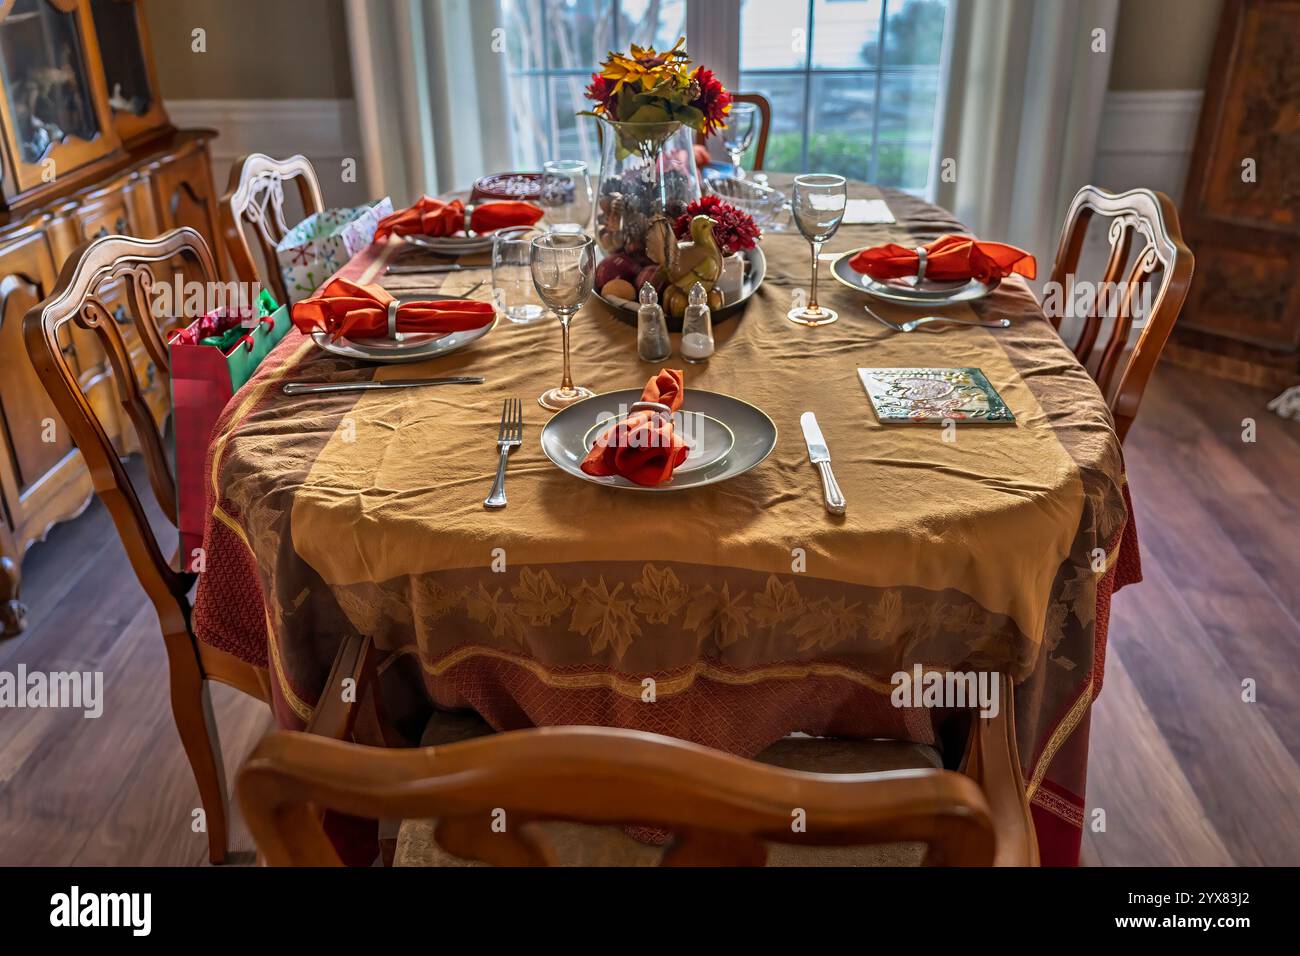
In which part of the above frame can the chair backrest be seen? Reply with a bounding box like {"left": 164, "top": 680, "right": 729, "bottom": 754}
{"left": 238, "top": 725, "right": 997, "bottom": 866}
{"left": 1048, "top": 186, "right": 1194, "bottom": 442}
{"left": 696, "top": 91, "right": 772, "bottom": 171}
{"left": 220, "top": 153, "right": 325, "bottom": 305}
{"left": 22, "top": 228, "right": 217, "bottom": 633}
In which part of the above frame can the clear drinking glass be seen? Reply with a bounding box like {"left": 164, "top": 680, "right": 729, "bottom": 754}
{"left": 491, "top": 228, "right": 546, "bottom": 323}
{"left": 787, "top": 173, "right": 848, "bottom": 326}
{"left": 530, "top": 233, "right": 596, "bottom": 410}
{"left": 540, "top": 159, "right": 594, "bottom": 234}
{"left": 721, "top": 102, "right": 759, "bottom": 179}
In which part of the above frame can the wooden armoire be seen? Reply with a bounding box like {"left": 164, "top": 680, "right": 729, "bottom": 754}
{"left": 1172, "top": 0, "right": 1300, "bottom": 388}
{"left": 0, "top": 0, "right": 225, "bottom": 635}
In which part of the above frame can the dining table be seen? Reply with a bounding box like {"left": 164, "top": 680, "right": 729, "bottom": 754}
{"left": 192, "top": 175, "right": 1140, "bottom": 866}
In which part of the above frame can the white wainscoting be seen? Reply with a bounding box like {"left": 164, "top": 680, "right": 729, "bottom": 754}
{"left": 165, "top": 98, "right": 368, "bottom": 209}
{"left": 1092, "top": 89, "right": 1203, "bottom": 203}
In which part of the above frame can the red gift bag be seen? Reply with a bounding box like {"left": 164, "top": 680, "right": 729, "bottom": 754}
{"left": 169, "top": 298, "right": 291, "bottom": 568}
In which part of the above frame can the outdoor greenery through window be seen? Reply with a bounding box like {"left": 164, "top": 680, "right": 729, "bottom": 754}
{"left": 739, "top": 0, "right": 949, "bottom": 193}
{"left": 500, "top": 0, "right": 949, "bottom": 193}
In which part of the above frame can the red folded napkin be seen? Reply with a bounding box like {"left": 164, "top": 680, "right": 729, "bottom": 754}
{"left": 581, "top": 369, "right": 689, "bottom": 487}
{"left": 373, "top": 196, "right": 544, "bottom": 242}
{"left": 291, "top": 277, "right": 495, "bottom": 340}
{"left": 849, "top": 234, "right": 1036, "bottom": 285}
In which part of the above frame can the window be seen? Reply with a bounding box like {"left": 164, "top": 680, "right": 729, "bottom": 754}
{"left": 501, "top": 0, "right": 687, "bottom": 170}
{"left": 500, "top": 0, "right": 949, "bottom": 194}
{"left": 739, "top": 0, "right": 949, "bottom": 192}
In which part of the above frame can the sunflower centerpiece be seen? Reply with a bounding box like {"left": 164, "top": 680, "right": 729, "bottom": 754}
{"left": 582, "top": 38, "right": 731, "bottom": 262}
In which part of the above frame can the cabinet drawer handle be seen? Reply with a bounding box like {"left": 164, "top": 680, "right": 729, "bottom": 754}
{"left": 115, "top": 216, "right": 129, "bottom": 234}
{"left": 113, "top": 305, "right": 131, "bottom": 324}
{"left": 93, "top": 226, "right": 109, "bottom": 240}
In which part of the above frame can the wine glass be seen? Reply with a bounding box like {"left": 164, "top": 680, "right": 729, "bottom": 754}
{"left": 540, "top": 160, "right": 594, "bottom": 234}
{"left": 530, "top": 233, "right": 596, "bottom": 410}
{"left": 787, "top": 174, "right": 848, "bottom": 326}
{"left": 721, "top": 102, "right": 758, "bottom": 179}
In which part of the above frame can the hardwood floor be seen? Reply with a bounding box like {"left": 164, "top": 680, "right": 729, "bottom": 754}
{"left": 0, "top": 363, "right": 1296, "bottom": 866}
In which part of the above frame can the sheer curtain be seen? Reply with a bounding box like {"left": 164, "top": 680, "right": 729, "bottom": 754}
{"left": 345, "top": 0, "right": 513, "bottom": 204}
{"left": 932, "top": 0, "right": 1118, "bottom": 274}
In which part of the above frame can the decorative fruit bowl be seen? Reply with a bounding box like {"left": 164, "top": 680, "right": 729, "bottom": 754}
{"left": 594, "top": 243, "right": 766, "bottom": 332}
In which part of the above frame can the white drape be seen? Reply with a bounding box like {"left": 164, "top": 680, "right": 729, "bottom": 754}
{"left": 345, "top": 0, "right": 513, "bottom": 204}
{"left": 932, "top": 0, "right": 1118, "bottom": 275}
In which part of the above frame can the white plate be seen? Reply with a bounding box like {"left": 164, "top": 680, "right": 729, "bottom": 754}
{"left": 831, "top": 250, "right": 999, "bottom": 307}
{"left": 541, "top": 388, "right": 776, "bottom": 492}
{"left": 310, "top": 295, "right": 496, "bottom": 364}
{"left": 404, "top": 233, "right": 496, "bottom": 255}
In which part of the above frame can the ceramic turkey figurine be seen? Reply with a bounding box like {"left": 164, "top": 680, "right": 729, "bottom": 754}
{"left": 645, "top": 214, "right": 725, "bottom": 318}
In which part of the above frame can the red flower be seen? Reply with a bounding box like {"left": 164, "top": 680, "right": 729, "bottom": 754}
{"left": 585, "top": 73, "right": 616, "bottom": 114}
{"left": 690, "top": 67, "right": 732, "bottom": 137}
{"left": 674, "top": 194, "right": 760, "bottom": 255}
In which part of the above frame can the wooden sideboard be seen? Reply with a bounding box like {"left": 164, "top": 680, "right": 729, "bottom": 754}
{"left": 0, "top": 1, "right": 226, "bottom": 635}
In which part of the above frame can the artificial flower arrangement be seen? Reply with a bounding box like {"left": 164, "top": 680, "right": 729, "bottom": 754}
{"left": 673, "top": 194, "right": 760, "bottom": 255}
{"left": 583, "top": 37, "right": 732, "bottom": 136}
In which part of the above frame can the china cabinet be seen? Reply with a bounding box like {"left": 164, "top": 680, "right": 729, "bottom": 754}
{"left": 1173, "top": 0, "right": 1300, "bottom": 388}
{"left": 0, "top": 0, "right": 225, "bottom": 635}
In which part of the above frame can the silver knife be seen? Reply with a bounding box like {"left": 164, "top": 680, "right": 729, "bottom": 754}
{"left": 800, "top": 412, "right": 846, "bottom": 514}
{"left": 283, "top": 376, "right": 484, "bottom": 395}
{"left": 384, "top": 263, "right": 468, "bottom": 275}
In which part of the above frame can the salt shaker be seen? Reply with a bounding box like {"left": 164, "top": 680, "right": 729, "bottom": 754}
{"left": 680, "top": 282, "right": 715, "bottom": 364}
{"left": 637, "top": 282, "right": 671, "bottom": 362}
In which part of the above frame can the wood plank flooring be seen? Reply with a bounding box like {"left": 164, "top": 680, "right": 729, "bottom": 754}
{"left": 0, "top": 363, "right": 1296, "bottom": 866}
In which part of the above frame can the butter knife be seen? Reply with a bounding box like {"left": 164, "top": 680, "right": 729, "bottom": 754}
{"left": 800, "top": 412, "right": 846, "bottom": 514}
{"left": 283, "top": 376, "right": 484, "bottom": 395}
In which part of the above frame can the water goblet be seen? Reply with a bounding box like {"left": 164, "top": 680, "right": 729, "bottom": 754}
{"left": 540, "top": 159, "right": 594, "bottom": 234}
{"left": 530, "top": 233, "right": 596, "bottom": 410}
{"left": 722, "top": 102, "right": 759, "bottom": 179}
{"left": 787, "top": 173, "right": 848, "bottom": 326}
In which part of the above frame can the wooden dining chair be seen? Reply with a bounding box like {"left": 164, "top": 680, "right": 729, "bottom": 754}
{"left": 238, "top": 671, "right": 1037, "bottom": 867}
{"left": 23, "top": 227, "right": 271, "bottom": 865}
{"left": 220, "top": 153, "right": 325, "bottom": 305}
{"left": 697, "top": 91, "right": 772, "bottom": 171}
{"left": 1047, "top": 185, "right": 1194, "bottom": 442}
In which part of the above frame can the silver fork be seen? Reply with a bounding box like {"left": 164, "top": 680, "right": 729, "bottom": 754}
{"left": 864, "top": 304, "right": 1010, "bottom": 332}
{"left": 484, "top": 398, "right": 522, "bottom": 509}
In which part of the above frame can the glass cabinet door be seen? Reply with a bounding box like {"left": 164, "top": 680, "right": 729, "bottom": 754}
{"left": 89, "top": 0, "right": 167, "bottom": 141}
{"left": 0, "top": 0, "right": 119, "bottom": 202}
{"left": 0, "top": 0, "right": 102, "bottom": 163}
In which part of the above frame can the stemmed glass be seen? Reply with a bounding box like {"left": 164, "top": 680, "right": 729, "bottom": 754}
{"left": 530, "top": 233, "right": 596, "bottom": 410}
{"left": 722, "top": 102, "right": 758, "bottom": 179}
{"left": 787, "top": 173, "right": 848, "bottom": 326}
{"left": 540, "top": 159, "right": 594, "bottom": 234}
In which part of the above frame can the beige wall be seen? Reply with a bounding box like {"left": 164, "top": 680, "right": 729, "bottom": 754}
{"left": 1109, "top": 0, "right": 1223, "bottom": 90}
{"left": 143, "top": 0, "right": 354, "bottom": 99}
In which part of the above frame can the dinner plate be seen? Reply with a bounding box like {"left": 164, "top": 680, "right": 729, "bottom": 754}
{"left": 541, "top": 388, "right": 777, "bottom": 491}
{"left": 403, "top": 233, "right": 496, "bottom": 255}
{"left": 310, "top": 295, "right": 496, "bottom": 364}
{"left": 830, "top": 250, "right": 999, "bottom": 306}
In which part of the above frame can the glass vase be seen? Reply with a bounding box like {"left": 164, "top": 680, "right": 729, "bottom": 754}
{"left": 592, "top": 116, "right": 701, "bottom": 260}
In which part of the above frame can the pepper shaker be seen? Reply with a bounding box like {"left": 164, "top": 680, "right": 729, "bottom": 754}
{"left": 637, "top": 282, "right": 671, "bottom": 362}
{"left": 680, "top": 282, "right": 715, "bottom": 363}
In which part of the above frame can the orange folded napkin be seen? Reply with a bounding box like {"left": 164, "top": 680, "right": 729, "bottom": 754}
{"left": 373, "top": 196, "right": 544, "bottom": 242}
{"left": 291, "top": 277, "right": 495, "bottom": 340}
{"left": 849, "top": 234, "right": 1036, "bottom": 285}
{"left": 581, "top": 369, "right": 689, "bottom": 487}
